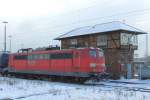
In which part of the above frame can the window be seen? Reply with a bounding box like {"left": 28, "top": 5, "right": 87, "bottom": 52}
{"left": 50, "top": 53, "right": 73, "bottom": 59}
{"left": 28, "top": 54, "right": 49, "bottom": 60}
{"left": 28, "top": 53, "right": 72, "bottom": 60}
{"left": 32, "top": 54, "right": 39, "bottom": 60}
{"left": 89, "top": 50, "right": 97, "bottom": 57}
{"left": 43, "top": 54, "right": 49, "bottom": 59}
{"left": 98, "top": 49, "right": 104, "bottom": 57}
{"left": 70, "top": 39, "right": 77, "bottom": 45}
{"left": 28, "top": 55, "right": 32, "bottom": 60}
{"left": 120, "top": 33, "right": 138, "bottom": 45}
{"left": 14, "top": 55, "right": 27, "bottom": 60}
{"left": 97, "top": 35, "right": 107, "bottom": 46}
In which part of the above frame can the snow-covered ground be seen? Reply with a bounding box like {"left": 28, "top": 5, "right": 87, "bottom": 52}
{"left": 0, "top": 77, "right": 150, "bottom": 100}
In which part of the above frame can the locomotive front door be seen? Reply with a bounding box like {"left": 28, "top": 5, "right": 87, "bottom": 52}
{"left": 73, "top": 51, "right": 80, "bottom": 72}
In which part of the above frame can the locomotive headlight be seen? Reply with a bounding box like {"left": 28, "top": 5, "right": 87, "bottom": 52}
{"left": 90, "top": 63, "right": 96, "bottom": 68}
{"left": 101, "top": 63, "right": 106, "bottom": 67}
{"left": 101, "top": 63, "right": 106, "bottom": 71}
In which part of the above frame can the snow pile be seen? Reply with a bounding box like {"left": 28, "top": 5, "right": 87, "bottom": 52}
{"left": 0, "top": 77, "right": 150, "bottom": 100}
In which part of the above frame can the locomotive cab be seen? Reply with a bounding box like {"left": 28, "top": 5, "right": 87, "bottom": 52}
{"left": 88, "top": 49, "right": 106, "bottom": 76}
{"left": 72, "top": 48, "right": 106, "bottom": 78}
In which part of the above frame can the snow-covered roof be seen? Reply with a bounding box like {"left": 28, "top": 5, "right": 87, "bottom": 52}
{"left": 55, "top": 21, "right": 146, "bottom": 40}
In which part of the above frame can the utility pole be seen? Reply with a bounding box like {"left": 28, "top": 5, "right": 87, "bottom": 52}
{"left": 2, "top": 21, "right": 8, "bottom": 52}
{"left": 145, "top": 33, "right": 148, "bottom": 57}
{"left": 8, "top": 35, "right": 12, "bottom": 52}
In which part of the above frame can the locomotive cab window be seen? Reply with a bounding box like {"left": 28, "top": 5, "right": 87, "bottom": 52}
{"left": 98, "top": 49, "right": 104, "bottom": 57}
{"left": 89, "top": 50, "right": 97, "bottom": 57}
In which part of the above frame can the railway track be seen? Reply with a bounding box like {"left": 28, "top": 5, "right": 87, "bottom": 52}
{"left": 2, "top": 74, "right": 150, "bottom": 93}
{"left": 1, "top": 78, "right": 150, "bottom": 100}
{"left": 9, "top": 81, "right": 150, "bottom": 100}
{"left": 0, "top": 92, "right": 50, "bottom": 100}
{"left": 85, "top": 80, "right": 150, "bottom": 93}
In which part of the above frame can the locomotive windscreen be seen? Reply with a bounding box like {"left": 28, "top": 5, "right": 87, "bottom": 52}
{"left": 89, "top": 50, "right": 97, "bottom": 57}
{"left": 98, "top": 49, "right": 104, "bottom": 57}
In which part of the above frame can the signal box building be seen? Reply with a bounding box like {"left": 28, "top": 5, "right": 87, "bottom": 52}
{"left": 55, "top": 21, "right": 146, "bottom": 79}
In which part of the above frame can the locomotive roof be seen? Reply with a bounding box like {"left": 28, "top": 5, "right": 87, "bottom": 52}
{"left": 14, "top": 48, "right": 99, "bottom": 55}
{"left": 55, "top": 21, "right": 146, "bottom": 40}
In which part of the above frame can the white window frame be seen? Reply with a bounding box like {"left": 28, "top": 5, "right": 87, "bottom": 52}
{"left": 97, "top": 35, "right": 107, "bottom": 46}
{"left": 120, "top": 33, "right": 138, "bottom": 45}
{"left": 70, "top": 39, "right": 77, "bottom": 45}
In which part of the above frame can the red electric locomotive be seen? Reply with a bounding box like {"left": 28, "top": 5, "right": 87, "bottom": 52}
{"left": 8, "top": 48, "right": 106, "bottom": 80}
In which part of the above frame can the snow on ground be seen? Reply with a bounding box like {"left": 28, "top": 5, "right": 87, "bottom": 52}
{"left": 0, "top": 77, "right": 150, "bottom": 100}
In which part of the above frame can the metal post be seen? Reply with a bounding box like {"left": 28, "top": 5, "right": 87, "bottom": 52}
{"left": 139, "top": 64, "right": 142, "bottom": 80}
{"left": 127, "top": 63, "right": 132, "bottom": 79}
{"left": 8, "top": 35, "right": 12, "bottom": 52}
{"left": 2, "top": 21, "right": 8, "bottom": 52}
{"left": 146, "top": 34, "right": 148, "bottom": 56}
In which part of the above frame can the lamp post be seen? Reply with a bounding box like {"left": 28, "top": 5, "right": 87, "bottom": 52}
{"left": 8, "top": 35, "right": 12, "bottom": 52}
{"left": 2, "top": 21, "right": 8, "bottom": 52}
{"left": 146, "top": 33, "right": 148, "bottom": 57}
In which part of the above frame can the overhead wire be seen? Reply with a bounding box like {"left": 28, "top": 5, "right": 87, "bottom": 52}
{"left": 42, "top": 7, "right": 150, "bottom": 32}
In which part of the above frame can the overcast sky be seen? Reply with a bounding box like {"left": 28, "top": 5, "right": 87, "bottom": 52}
{"left": 0, "top": 0, "right": 149, "bottom": 57}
